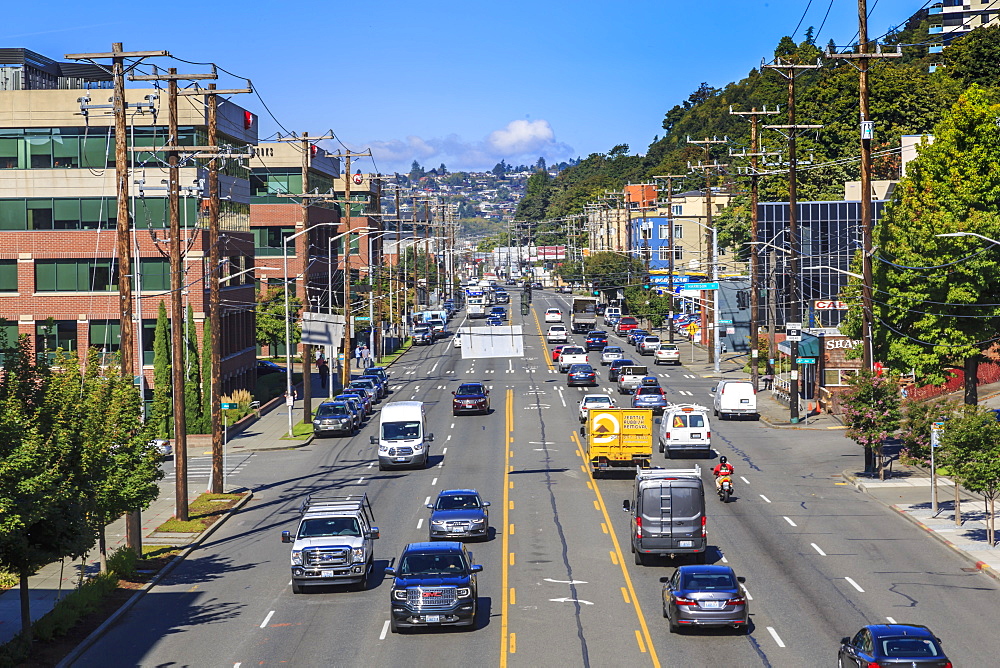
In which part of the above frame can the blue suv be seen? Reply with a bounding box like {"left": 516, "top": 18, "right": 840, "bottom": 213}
{"left": 387, "top": 542, "right": 482, "bottom": 633}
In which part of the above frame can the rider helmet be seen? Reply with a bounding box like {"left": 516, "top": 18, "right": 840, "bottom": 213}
{"left": 719, "top": 456, "right": 727, "bottom": 464}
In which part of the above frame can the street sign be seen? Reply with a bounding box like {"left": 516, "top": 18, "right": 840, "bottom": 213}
{"left": 726, "top": 326, "right": 735, "bottom": 335}
{"left": 686, "top": 323, "right": 698, "bottom": 335}
{"left": 353, "top": 316, "right": 371, "bottom": 322}
{"left": 795, "top": 358, "right": 816, "bottom": 364}
{"left": 221, "top": 402, "right": 238, "bottom": 409}
{"left": 786, "top": 322, "right": 802, "bottom": 342}
{"left": 718, "top": 319, "right": 733, "bottom": 324}
{"left": 680, "top": 282, "right": 719, "bottom": 291}
{"left": 931, "top": 421, "right": 945, "bottom": 448}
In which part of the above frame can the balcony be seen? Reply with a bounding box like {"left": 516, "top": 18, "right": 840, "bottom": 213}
{"left": 929, "top": 25, "right": 943, "bottom": 33}
{"left": 929, "top": 45, "right": 943, "bottom": 53}
{"left": 255, "top": 247, "right": 295, "bottom": 257}
{"left": 928, "top": 7, "right": 942, "bottom": 14}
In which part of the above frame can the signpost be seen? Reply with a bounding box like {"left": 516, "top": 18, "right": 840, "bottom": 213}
{"left": 931, "top": 421, "right": 945, "bottom": 515}
{"left": 795, "top": 357, "right": 816, "bottom": 364}
{"left": 679, "top": 282, "right": 720, "bottom": 291}
{"left": 786, "top": 322, "right": 802, "bottom": 342}
{"left": 718, "top": 319, "right": 733, "bottom": 324}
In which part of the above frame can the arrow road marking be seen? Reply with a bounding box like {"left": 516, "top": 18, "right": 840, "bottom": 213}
{"left": 549, "top": 597, "right": 594, "bottom": 605}
{"left": 543, "top": 578, "right": 588, "bottom": 585}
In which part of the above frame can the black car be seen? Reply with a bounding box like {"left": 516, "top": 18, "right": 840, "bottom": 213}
{"left": 567, "top": 363, "right": 598, "bottom": 387}
{"left": 312, "top": 402, "right": 355, "bottom": 437}
{"left": 452, "top": 382, "right": 490, "bottom": 415}
{"left": 427, "top": 489, "right": 490, "bottom": 541}
{"left": 386, "top": 542, "right": 482, "bottom": 633}
{"left": 608, "top": 358, "right": 637, "bottom": 382}
{"left": 584, "top": 330, "right": 609, "bottom": 351}
{"left": 256, "top": 359, "right": 286, "bottom": 376}
{"left": 838, "top": 624, "right": 949, "bottom": 667}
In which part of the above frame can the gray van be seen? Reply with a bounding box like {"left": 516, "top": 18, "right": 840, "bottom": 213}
{"left": 622, "top": 466, "right": 706, "bottom": 565}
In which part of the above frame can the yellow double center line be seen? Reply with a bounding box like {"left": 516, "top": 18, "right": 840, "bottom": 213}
{"left": 530, "top": 305, "right": 555, "bottom": 371}
{"left": 500, "top": 388, "right": 514, "bottom": 666}
{"left": 571, "top": 429, "right": 661, "bottom": 668}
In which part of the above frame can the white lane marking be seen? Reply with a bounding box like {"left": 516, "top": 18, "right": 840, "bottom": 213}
{"left": 234, "top": 664, "right": 241, "bottom": 668}
{"left": 740, "top": 584, "right": 753, "bottom": 600}
{"left": 766, "top": 626, "right": 785, "bottom": 648}
{"left": 430, "top": 362, "right": 438, "bottom": 373}
{"left": 845, "top": 577, "right": 865, "bottom": 593}
{"left": 447, "top": 434, "right": 452, "bottom": 441}
{"left": 414, "top": 386, "right": 420, "bottom": 392}
{"left": 260, "top": 610, "right": 275, "bottom": 628}
{"left": 886, "top": 616, "right": 897, "bottom": 624}
{"left": 367, "top": 462, "right": 374, "bottom": 469}
{"left": 379, "top": 620, "right": 390, "bottom": 640}
{"left": 424, "top": 496, "right": 431, "bottom": 505}
{"left": 759, "top": 494, "right": 771, "bottom": 503}
{"left": 720, "top": 554, "right": 728, "bottom": 563}
{"left": 678, "top": 390, "right": 692, "bottom": 396}
{"left": 417, "top": 518, "right": 424, "bottom": 529}
{"left": 740, "top": 476, "right": 750, "bottom": 485}
{"left": 437, "top": 385, "right": 442, "bottom": 390}
{"left": 442, "top": 447, "right": 448, "bottom": 454}
{"left": 437, "top": 461, "right": 444, "bottom": 468}
{"left": 811, "top": 543, "right": 827, "bottom": 556}
{"left": 783, "top": 516, "right": 797, "bottom": 527}
{"left": 356, "top": 476, "right": 365, "bottom": 484}
{"left": 543, "top": 578, "right": 589, "bottom": 584}
{"left": 432, "top": 477, "right": 438, "bottom": 485}
{"left": 509, "top": 359, "right": 514, "bottom": 373}
{"left": 410, "top": 396, "right": 416, "bottom": 400}
{"left": 559, "top": 393, "right": 567, "bottom": 407}
{"left": 450, "top": 423, "right": 455, "bottom": 428}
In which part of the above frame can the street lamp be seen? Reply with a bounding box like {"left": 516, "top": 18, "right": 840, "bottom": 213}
{"left": 684, "top": 218, "right": 721, "bottom": 374}
{"left": 936, "top": 232, "right": 1000, "bottom": 245}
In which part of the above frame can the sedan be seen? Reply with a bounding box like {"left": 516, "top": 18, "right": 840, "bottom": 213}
{"left": 567, "top": 363, "right": 597, "bottom": 387}
{"left": 601, "top": 346, "right": 624, "bottom": 365}
{"left": 608, "top": 358, "right": 636, "bottom": 383}
{"left": 578, "top": 394, "right": 616, "bottom": 423}
{"left": 627, "top": 329, "right": 649, "bottom": 347}
{"left": 427, "top": 489, "right": 491, "bottom": 541}
{"left": 615, "top": 316, "right": 639, "bottom": 334}
{"left": 485, "top": 316, "right": 503, "bottom": 326}
{"left": 348, "top": 378, "right": 382, "bottom": 402}
{"left": 839, "top": 624, "right": 949, "bottom": 667}
{"left": 584, "top": 331, "right": 609, "bottom": 351}
{"left": 490, "top": 306, "right": 508, "bottom": 321}
{"left": 544, "top": 308, "right": 563, "bottom": 323}
{"left": 632, "top": 386, "right": 668, "bottom": 414}
{"left": 339, "top": 389, "right": 373, "bottom": 415}
{"left": 662, "top": 565, "right": 748, "bottom": 633}
{"left": 256, "top": 359, "right": 286, "bottom": 376}
{"left": 551, "top": 345, "right": 566, "bottom": 363}
{"left": 654, "top": 343, "right": 681, "bottom": 365}
{"left": 452, "top": 382, "right": 490, "bottom": 416}
{"left": 547, "top": 326, "right": 568, "bottom": 343}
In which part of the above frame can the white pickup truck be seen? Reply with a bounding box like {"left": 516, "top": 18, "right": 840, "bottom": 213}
{"left": 557, "top": 345, "right": 588, "bottom": 373}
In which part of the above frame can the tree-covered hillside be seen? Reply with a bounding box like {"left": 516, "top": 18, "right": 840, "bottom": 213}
{"left": 515, "top": 13, "right": 1000, "bottom": 250}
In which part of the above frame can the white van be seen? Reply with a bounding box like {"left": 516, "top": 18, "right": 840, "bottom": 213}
{"left": 370, "top": 401, "right": 434, "bottom": 470}
{"left": 658, "top": 404, "right": 712, "bottom": 458}
{"left": 712, "top": 380, "right": 758, "bottom": 420}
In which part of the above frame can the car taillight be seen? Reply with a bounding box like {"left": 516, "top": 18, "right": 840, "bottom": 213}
{"left": 701, "top": 515, "right": 707, "bottom": 538}
{"left": 665, "top": 432, "right": 670, "bottom": 439}
{"left": 673, "top": 596, "right": 697, "bottom": 606}
{"left": 725, "top": 597, "right": 746, "bottom": 605}
{"left": 865, "top": 663, "right": 879, "bottom": 668}
{"left": 635, "top": 515, "right": 642, "bottom": 536}
{"left": 706, "top": 431, "right": 711, "bottom": 439}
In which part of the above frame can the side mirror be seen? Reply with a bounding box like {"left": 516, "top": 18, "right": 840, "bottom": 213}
{"left": 281, "top": 531, "right": 292, "bottom": 543}
{"left": 369, "top": 527, "right": 380, "bottom": 539}
{"left": 384, "top": 567, "right": 396, "bottom": 576}
{"left": 452, "top": 391, "right": 456, "bottom": 395}
{"left": 369, "top": 436, "right": 377, "bottom": 445}
{"left": 426, "top": 504, "right": 434, "bottom": 509}
{"left": 427, "top": 433, "right": 435, "bottom": 442}
{"left": 482, "top": 501, "right": 491, "bottom": 507}
{"left": 840, "top": 637, "right": 851, "bottom": 646}
{"left": 470, "top": 565, "right": 484, "bottom": 574}
{"left": 737, "top": 576, "right": 746, "bottom": 583}
{"left": 622, "top": 500, "right": 630, "bottom": 512}
{"left": 710, "top": 386, "right": 717, "bottom": 393}
{"left": 654, "top": 418, "right": 661, "bottom": 425}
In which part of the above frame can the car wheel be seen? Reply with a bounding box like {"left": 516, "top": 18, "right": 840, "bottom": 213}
{"left": 291, "top": 580, "right": 303, "bottom": 594}
{"left": 634, "top": 551, "right": 644, "bottom": 566}
{"left": 662, "top": 600, "right": 669, "bottom": 618}
{"left": 658, "top": 441, "right": 664, "bottom": 453}
{"left": 390, "top": 617, "right": 402, "bottom": 634}
{"left": 668, "top": 615, "right": 680, "bottom": 634}
{"left": 378, "top": 463, "right": 386, "bottom": 471}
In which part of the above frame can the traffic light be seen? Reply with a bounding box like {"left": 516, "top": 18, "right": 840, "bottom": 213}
{"left": 642, "top": 275, "right": 651, "bottom": 290}
{"left": 592, "top": 290, "right": 600, "bottom": 296}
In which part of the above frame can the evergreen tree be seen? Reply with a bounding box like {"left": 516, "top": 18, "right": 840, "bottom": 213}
{"left": 152, "top": 301, "right": 172, "bottom": 438}
{"left": 201, "top": 315, "right": 212, "bottom": 433}
{"left": 183, "top": 304, "right": 202, "bottom": 434}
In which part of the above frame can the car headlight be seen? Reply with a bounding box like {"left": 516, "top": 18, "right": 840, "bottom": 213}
{"left": 470, "top": 518, "right": 485, "bottom": 525}
{"left": 392, "top": 588, "right": 408, "bottom": 601}
{"left": 352, "top": 547, "right": 365, "bottom": 562}
{"left": 431, "top": 520, "right": 446, "bottom": 526}
{"left": 456, "top": 587, "right": 472, "bottom": 598}
{"left": 291, "top": 550, "right": 302, "bottom": 566}
{"left": 378, "top": 445, "right": 389, "bottom": 453}
{"left": 313, "top": 420, "right": 321, "bottom": 425}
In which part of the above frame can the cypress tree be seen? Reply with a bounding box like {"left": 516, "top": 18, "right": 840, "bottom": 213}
{"left": 152, "top": 301, "right": 171, "bottom": 438}
{"left": 183, "top": 304, "right": 202, "bottom": 434}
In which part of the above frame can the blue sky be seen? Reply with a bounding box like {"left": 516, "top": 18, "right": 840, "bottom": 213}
{"left": 2, "top": 0, "right": 926, "bottom": 173}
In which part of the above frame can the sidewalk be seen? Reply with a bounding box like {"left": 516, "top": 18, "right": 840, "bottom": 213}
{"left": 674, "top": 335, "right": 845, "bottom": 431}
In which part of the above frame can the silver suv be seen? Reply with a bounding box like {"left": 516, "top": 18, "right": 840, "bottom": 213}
{"left": 638, "top": 336, "right": 661, "bottom": 356}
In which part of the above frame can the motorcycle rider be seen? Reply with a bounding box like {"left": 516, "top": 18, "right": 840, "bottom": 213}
{"left": 713, "top": 456, "right": 735, "bottom": 491}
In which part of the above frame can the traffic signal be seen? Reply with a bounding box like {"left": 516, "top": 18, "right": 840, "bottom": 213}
{"left": 592, "top": 290, "right": 600, "bottom": 296}
{"left": 642, "top": 275, "right": 651, "bottom": 290}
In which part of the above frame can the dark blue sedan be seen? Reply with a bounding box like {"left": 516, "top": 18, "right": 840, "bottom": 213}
{"left": 567, "top": 363, "right": 598, "bottom": 387}
{"left": 427, "top": 489, "right": 491, "bottom": 540}
{"left": 584, "top": 330, "right": 609, "bottom": 351}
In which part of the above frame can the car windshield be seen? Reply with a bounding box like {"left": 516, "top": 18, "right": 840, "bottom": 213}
{"left": 671, "top": 413, "right": 706, "bottom": 428}
{"left": 880, "top": 637, "right": 943, "bottom": 658}
{"left": 584, "top": 397, "right": 611, "bottom": 406}
{"left": 604, "top": 347, "right": 622, "bottom": 354}
{"left": 400, "top": 552, "right": 468, "bottom": 576}
{"left": 562, "top": 347, "right": 585, "bottom": 354}
{"left": 315, "top": 404, "right": 349, "bottom": 418}
{"left": 613, "top": 360, "right": 635, "bottom": 368}
{"left": 457, "top": 384, "right": 485, "bottom": 395}
{"left": 570, "top": 365, "right": 591, "bottom": 373}
{"left": 658, "top": 345, "right": 677, "bottom": 351}
{"left": 644, "top": 338, "right": 660, "bottom": 344}
{"left": 636, "top": 387, "right": 661, "bottom": 396}
{"left": 382, "top": 420, "right": 421, "bottom": 440}
{"left": 680, "top": 572, "right": 737, "bottom": 591}
{"left": 414, "top": 327, "right": 430, "bottom": 333}
{"left": 298, "top": 517, "right": 360, "bottom": 538}
{"left": 436, "top": 495, "right": 481, "bottom": 510}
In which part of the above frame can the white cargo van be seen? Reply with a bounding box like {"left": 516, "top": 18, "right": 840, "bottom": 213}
{"left": 711, "top": 380, "right": 758, "bottom": 420}
{"left": 658, "top": 404, "right": 712, "bottom": 458}
{"left": 370, "top": 401, "right": 433, "bottom": 470}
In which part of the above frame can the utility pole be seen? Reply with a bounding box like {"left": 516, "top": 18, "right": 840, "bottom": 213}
{"left": 653, "top": 174, "right": 687, "bottom": 343}
{"left": 65, "top": 43, "right": 169, "bottom": 556}
{"left": 828, "top": 1, "right": 901, "bottom": 374}
{"left": 730, "top": 106, "right": 781, "bottom": 390}
{"left": 687, "top": 137, "right": 729, "bottom": 368}
{"left": 764, "top": 58, "right": 823, "bottom": 423}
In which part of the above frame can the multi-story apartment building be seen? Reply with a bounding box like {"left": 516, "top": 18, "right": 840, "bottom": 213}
{"left": 0, "top": 48, "right": 258, "bottom": 398}
{"left": 928, "top": 1, "right": 1000, "bottom": 69}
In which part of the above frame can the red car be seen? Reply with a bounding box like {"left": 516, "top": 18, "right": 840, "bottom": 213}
{"left": 615, "top": 316, "right": 639, "bottom": 334}
{"left": 551, "top": 345, "right": 565, "bottom": 363}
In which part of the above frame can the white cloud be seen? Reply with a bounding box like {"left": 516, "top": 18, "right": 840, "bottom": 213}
{"left": 353, "top": 119, "right": 573, "bottom": 173}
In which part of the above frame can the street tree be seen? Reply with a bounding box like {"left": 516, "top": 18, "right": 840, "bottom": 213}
{"left": 184, "top": 304, "right": 203, "bottom": 434}
{"left": 859, "top": 86, "right": 1000, "bottom": 404}
{"left": 256, "top": 287, "right": 302, "bottom": 355}
{"left": 938, "top": 405, "right": 1000, "bottom": 545}
{"left": 152, "top": 301, "right": 172, "bottom": 438}
{"left": 839, "top": 369, "right": 902, "bottom": 477}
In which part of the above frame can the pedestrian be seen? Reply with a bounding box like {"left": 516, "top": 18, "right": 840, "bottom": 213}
{"left": 354, "top": 346, "right": 363, "bottom": 370}
{"left": 762, "top": 373, "right": 773, "bottom": 390}
{"left": 317, "top": 357, "right": 329, "bottom": 389}
{"left": 361, "top": 344, "right": 371, "bottom": 369}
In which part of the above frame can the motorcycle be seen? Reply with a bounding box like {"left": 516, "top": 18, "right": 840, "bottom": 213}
{"left": 716, "top": 475, "right": 734, "bottom": 503}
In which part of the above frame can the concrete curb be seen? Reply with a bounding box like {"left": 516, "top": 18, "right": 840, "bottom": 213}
{"left": 57, "top": 491, "right": 255, "bottom": 668}
{"left": 247, "top": 434, "right": 315, "bottom": 452}
{"left": 758, "top": 414, "right": 845, "bottom": 430}
{"left": 840, "top": 471, "right": 1000, "bottom": 583}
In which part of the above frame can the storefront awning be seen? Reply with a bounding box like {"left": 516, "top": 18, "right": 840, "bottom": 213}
{"left": 777, "top": 333, "right": 819, "bottom": 358}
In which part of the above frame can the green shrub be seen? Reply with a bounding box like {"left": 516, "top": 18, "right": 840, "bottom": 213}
{"left": 107, "top": 546, "right": 138, "bottom": 578}
{"left": 0, "top": 571, "right": 16, "bottom": 590}
{"left": 31, "top": 573, "right": 118, "bottom": 642}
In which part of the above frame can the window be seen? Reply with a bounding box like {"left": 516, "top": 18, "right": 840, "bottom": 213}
{"left": 88, "top": 320, "right": 120, "bottom": 352}
{"left": 350, "top": 232, "right": 360, "bottom": 255}
{"left": 673, "top": 247, "right": 684, "bottom": 261}
{"left": 658, "top": 248, "right": 672, "bottom": 262}
{"left": 671, "top": 204, "right": 682, "bottom": 216}
{"left": 658, "top": 224, "right": 671, "bottom": 240}
{"left": 35, "top": 259, "right": 119, "bottom": 292}
{"left": 0, "top": 260, "right": 17, "bottom": 291}
{"left": 673, "top": 224, "right": 683, "bottom": 239}
{"left": 35, "top": 320, "right": 77, "bottom": 362}
{"left": 138, "top": 259, "right": 170, "bottom": 291}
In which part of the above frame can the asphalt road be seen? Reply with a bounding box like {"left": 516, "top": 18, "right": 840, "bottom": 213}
{"left": 71, "top": 290, "right": 1000, "bottom": 667}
